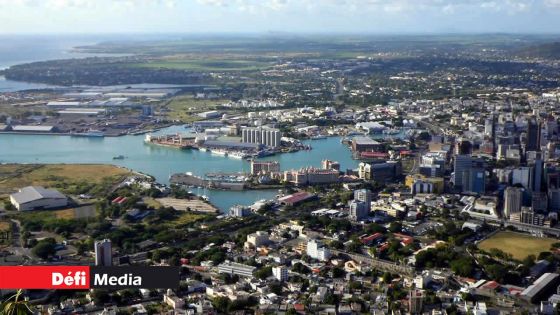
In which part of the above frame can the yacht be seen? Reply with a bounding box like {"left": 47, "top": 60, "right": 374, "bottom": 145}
{"left": 228, "top": 151, "right": 247, "bottom": 159}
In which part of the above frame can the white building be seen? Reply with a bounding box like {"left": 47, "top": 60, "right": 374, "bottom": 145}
{"left": 217, "top": 261, "right": 256, "bottom": 278}
{"left": 272, "top": 266, "right": 289, "bottom": 282}
{"left": 10, "top": 186, "right": 68, "bottom": 211}
{"left": 307, "top": 239, "right": 331, "bottom": 262}
{"left": 504, "top": 186, "right": 523, "bottom": 219}
{"left": 94, "top": 239, "right": 112, "bottom": 266}
{"left": 246, "top": 231, "right": 269, "bottom": 248}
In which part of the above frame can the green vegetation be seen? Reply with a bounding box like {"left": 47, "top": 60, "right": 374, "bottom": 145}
{"left": 0, "top": 164, "right": 132, "bottom": 197}
{"left": 165, "top": 95, "right": 228, "bottom": 122}
{"left": 135, "top": 58, "right": 273, "bottom": 72}
{"left": 478, "top": 231, "right": 557, "bottom": 260}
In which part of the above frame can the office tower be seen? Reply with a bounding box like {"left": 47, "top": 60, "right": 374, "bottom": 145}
{"left": 484, "top": 117, "right": 494, "bottom": 137}
{"left": 453, "top": 155, "right": 471, "bottom": 191}
{"left": 349, "top": 200, "right": 369, "bottom": 221}
{"left": 353, "top": 189, "right": 372, "bottom": 211}
{"left": 532, "top": 192, "right": 548, "bottom": 213}
{"left": 504, "top": 187, "right": 523, "bottom": 219}
{"left": 454, "top": 155, "right": 485, "bottom": 193}
{"left": 94, "top": 239, "right": 112, "bottom": 266}
{"left": 548, "top": 188, "right": 560, "bottom": 212}
{"left": 512, "top": 167, "right": 533, "bottom": 191}
{"left": 462, "top": 167, "right": 486, "bottom": 194}
{"left": 455, "top": 139, "right": 472, "bottom": 155}
{"left": 526, "top": 116, "right": 541, "bottom": 152}
{"left": 532, "top": 155, "right": 544, "bottom": 193}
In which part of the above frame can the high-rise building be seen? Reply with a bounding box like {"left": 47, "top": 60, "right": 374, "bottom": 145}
{"left": 504, "top": 187, "right": 523, "bottom": 219}
{"left": 532, "top": 155, "right": 544, "bottom": 193}
{"left": 409, "top": 289, "right": 424, "bottom": 314}
{"left": 526, "top": 116, "right": 541, "bottom": 152}
{"left": 453, "top": 155, "right": 485, "bottom": 193}
{"left": 272, "top": 266, "right": 289, "bottom": 282}
{"left": 532, "top": 192, "right": 548, "bottom": 213}
{"left": 241, "top": 127, "right": 282, "bottom": 148}
{"left": 548, "top": 188, "right": 560, "bottom": 212}
{"left": 307, "top": 239, "right": 331, "bottom": 261}
{"left": 349, "top": 200, "right": 369, "bottom": 221}
{"left": 354, "top": 189, "right": 372, "bottom": 210}
{"left": 453, "top": 155, "right": 472, "bottom": 191}
{"left": 484, "top": 117, "right": 494, "bottom": 138}
{"left": 94, "top": 239, "right": 112, "bottom": 266}
{"left": 455, "top": 139, "right": 473, "bottom": 155}
{"left": 512, "top": 167, "right": 533, "bottom": 191}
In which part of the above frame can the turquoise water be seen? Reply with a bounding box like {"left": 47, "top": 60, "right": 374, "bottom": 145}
{"left": 0, "top": 126, "right": 359, "bottom": 211}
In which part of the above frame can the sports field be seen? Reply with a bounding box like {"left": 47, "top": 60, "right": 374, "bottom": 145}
{"left": 478, "top": 231, "right": 558, "bottom": 260}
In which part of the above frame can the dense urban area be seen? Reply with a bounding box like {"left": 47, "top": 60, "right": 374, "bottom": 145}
{"left": 3, "top": 34, "right": 560, "bottom": 315}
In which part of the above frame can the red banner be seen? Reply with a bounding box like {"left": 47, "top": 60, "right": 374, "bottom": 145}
{"left": 0, "top": 266, "right": 90, "bottom": 289}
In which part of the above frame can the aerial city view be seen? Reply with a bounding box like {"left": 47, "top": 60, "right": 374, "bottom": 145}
{"left": 4, "top": 1, "right": 560, "bottom": 314}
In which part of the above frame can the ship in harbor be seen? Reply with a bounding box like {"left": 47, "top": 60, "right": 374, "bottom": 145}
{"left": 71, "top": 129, "right": 105, "bottom": 137}
{"left": 144, "top": 134, "right": 193, "bottom": 149}
{"left": 228, "top": 151, "right": 249, "bottom": 159}
{"left": 210, "top": 149, "right": 228, "bottom": 156}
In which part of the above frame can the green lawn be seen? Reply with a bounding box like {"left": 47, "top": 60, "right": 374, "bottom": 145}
{"left": 134, "top": 59, "right": 273, "bottom": 72}
{"left": 478, "top": 231, "right": 558, "bottom": 260}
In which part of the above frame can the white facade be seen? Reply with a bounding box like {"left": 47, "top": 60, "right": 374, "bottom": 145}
{"left": 94, "top": 239, "right": 112, "bottom": 266}
{"left": 307, "top": 239, "right": 331, "bottom": 262}
{"left": 246, "top": 231, "right": 269, "bottom": 248}
{"left": 272, "top": 266, "right": 288, "bottom": 282}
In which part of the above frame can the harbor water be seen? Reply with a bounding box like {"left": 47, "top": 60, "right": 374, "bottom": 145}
{"left": 0, "top": 126, "right": 360, "bottom": 211}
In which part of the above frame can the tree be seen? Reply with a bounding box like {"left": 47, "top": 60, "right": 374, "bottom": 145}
{"left": 388, "top": 222, "right": 402, "bottom": 233}
{"left": 212, "top": 296, "right": 230, "bottom": 314}
{"left": 32, "top": 238, "right": 56, "bottom": 260}
{"left": 1, "top": 290, "right": 33, "bottom": 315}
{"left": 254, "top": 266, "right": 273, "bottom": 280}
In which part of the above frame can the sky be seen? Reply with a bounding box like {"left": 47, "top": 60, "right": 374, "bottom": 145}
{"left": 1, "top": 0, "right": 560, "bottom": 34}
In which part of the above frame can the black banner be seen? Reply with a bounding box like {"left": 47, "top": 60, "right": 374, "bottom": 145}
{"left": 90, "top": 266, "right": 180, "bottom": 289}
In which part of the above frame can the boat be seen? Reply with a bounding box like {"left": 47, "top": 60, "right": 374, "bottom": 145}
{"left": 228, "top": 151, "right": 248, "bottom": 159}
{"left": 72, "top": 129, "right": 105, "bottom": 137}
{"left": 112, "top": 155, "right": 125, "bottom": 160}
{"left": 198, "top": 147, "right": 208, "bottom": 152}
{"left": 311, "top": 135, "right": 327, "bottom": 140}
{"left": 211, "top": 149, "right": 228, "bottom": 156}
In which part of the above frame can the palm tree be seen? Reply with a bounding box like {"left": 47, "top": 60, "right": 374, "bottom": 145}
{"left": 1, "top": 289, "right": 33, "bottom": 315}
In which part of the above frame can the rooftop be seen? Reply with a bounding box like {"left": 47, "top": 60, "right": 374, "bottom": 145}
{"left": 11, "top": 186, "right": 66, "bottom": 204}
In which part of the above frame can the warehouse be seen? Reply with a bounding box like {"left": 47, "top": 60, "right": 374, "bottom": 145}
{"left": 521, "top": 273, "right": 560, "bottom": 303}
{"left": 10, "top": 186, "right": 68, "bottom": 211}
{"left": 11, "top": 125, "right": 56, "bottom": 133}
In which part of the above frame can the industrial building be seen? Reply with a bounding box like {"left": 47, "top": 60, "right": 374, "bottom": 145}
{"left": 521, "top": 273, "right": 560, "bottom": 303}
{"left": 351, "top": 136, "right": 383, "bottom": 153}
{"left": 241, "top": 127, "right": 282, "bottom": 148}
{"left": 9, "top": 186, "right": 68, "bottom": 211}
